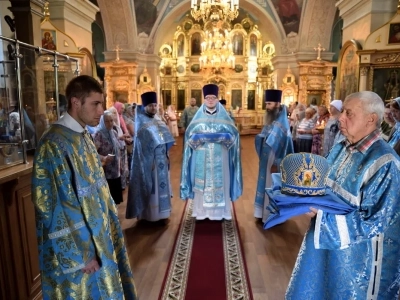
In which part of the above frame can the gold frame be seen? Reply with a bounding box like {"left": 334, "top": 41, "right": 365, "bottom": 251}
{"left": 336, "top": 39, "right": 361, "bottom": 100}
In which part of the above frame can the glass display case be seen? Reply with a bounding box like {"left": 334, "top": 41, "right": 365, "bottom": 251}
{"left": 0, "top": 35, "right": 79, "bottom": 170}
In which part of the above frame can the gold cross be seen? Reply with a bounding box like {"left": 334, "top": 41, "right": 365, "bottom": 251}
{"left": 114, "top": 45, "right": 122, "bottom": 61}
{"left": 314, "top": 43, "right": 325, "bottom": 61}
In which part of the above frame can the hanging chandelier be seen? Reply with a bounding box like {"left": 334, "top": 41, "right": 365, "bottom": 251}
{"left": 191, "top": 0, "right": 239, "bottom": 23}
{"left": 199, "top": 24, "right": 235, "bottom": 70}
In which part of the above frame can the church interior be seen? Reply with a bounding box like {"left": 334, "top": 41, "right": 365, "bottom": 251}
{"left": 1, "top": 0, "right": 400, "bottom": 299}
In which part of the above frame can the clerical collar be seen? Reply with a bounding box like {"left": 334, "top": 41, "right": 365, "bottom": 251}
{"left": 205, "top": 108, "right": 217, "bottom": 115}
{"left": 145, "top": 112, "right": 155, "bottom": 118}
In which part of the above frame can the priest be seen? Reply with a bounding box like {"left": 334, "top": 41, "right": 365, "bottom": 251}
{"left": 254, "top": 89, "right": 294, "bottom": 222}
{"left": 126, "top": 91, "right": 175, "bottom": 221}
{"left": 180, "top": 84, "right": 242, "bottom": 220}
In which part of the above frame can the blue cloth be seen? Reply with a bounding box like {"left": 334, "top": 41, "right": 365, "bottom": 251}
{"left": 264, "top": 187, "right": 354, "bottom": 229}
{"left": 126, "top": 105, "right": 175, "bottom": 219}
{"left": 254, "top": 105, "right": 294, "bottom": 210}
{"left": 286, "top": 138, "right": 400, "bottom": 299}
{"left": 180, "top": 103, "right": 242, "bottom": 202}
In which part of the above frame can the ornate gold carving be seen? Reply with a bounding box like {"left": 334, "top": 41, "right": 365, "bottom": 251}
{"left": 375, "top": 53, "right": 400, "bottom": 63}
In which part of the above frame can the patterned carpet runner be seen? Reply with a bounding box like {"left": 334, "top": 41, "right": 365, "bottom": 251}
{"left": 159, "top": 201, "right": 253, "bottom": 300}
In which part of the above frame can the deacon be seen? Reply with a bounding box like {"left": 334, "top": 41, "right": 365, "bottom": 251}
{"left": 254, "top": 89, "right": 293, "bottom": 222}
{"left": 126, "top": 91, "right": 175, "bottom": 221}
{"left": 180, "top": 84, "right": 243, "bottom": 220}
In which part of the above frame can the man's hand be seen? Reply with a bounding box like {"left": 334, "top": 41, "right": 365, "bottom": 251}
{"left": 82, "top": 258, "right": 100, "bottom": 274}
{"left": 306, "top": 207, "right": 318, "bottom": 218}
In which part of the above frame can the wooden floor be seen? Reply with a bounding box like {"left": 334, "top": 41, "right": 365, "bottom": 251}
{"left": 118, "top": 135, "right": 311, "bottom": 300}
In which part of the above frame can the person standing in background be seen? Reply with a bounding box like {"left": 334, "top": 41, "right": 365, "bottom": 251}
{"left": 179, "top": 97, "right": 199, "bottom": 133}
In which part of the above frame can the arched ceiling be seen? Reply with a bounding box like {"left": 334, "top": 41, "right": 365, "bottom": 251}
{"left": 95, "top": 0, "right": 338, "bottom": 57}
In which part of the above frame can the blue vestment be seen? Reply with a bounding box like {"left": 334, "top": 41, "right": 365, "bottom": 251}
{"left": 286, "top": 137, "right": 400, "bottom": 299}
{"left": 126, "top": 106, "right": 175, "bottom": 219}
{"left": 32, "top": 124, "right": 137, "bottom": 300}
{"left": 388, "top": 122, "right": 400, "bottom": 148}
{"left": 254, "top": 105, "right": 294, "bottom": 220}
{"left": 180, "top": 103, "right": 242, "bottom": 205}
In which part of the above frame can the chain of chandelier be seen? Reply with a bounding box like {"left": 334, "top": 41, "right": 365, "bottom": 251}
{"left": 191, "top": 0, "right": 239, "bottom": 70}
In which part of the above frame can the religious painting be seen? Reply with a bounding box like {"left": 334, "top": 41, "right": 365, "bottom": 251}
{"left": 271, "top": 0, "right": 303, "bottom": 35}
{"left": 247, "top": 90, "right": 255, "bottom": 110}
{"left": 336, "top": 40, "right": 360, "bottom": 101}
{"left": 177, "top": 34, "right": 185, "bottom": 57}
{"left": 370, "top": 67, "right": 400, "bottom": 101}
{"left": 232, "top": 33, "right": 243, "bottom": 55}
{"left": 388, "top": 23, "right": 400, "bottom": 44}
{"left": 162, "top": 90, "right": 171, "bottom": 106}
{"left": 191, "top": 89, "right": 202, "bottom": 107}
{"left": 307, "top": 91, "right": 325, "bottom": 106}
{"left": 191, "top": 32, "right": 202, "bottom": 56}
{"left": 249, "top": 34, "right": 257, "bottom": 56}
{"left": 177, "top": 89, "right": 186, "bottom": 110}
{"left": 231, "top": 90, "right": 242, "bottom": 108}
{"left": 41, "top": 30, "right": 57, "bottom": 50}
{"left": 165, "top": 66, "right": 172, "bottom": 76}
{"left": 134, "top": 0, "right": 165, "bottom": 35}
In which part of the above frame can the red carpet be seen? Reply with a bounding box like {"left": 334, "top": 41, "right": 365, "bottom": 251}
{"left": 185, "top": 221, "right": 226, "bottom": 300}
{"left": 159, "top": 201, "right": 253, "bottom": 300}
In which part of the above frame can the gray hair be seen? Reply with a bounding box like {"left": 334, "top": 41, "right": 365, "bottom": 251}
{"left": 344, "top": 91, "right": 384, "bottom": 127}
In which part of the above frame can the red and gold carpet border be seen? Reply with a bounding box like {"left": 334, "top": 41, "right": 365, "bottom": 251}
{"left": 223, "top": 207, "right": 253, "bottom": 300}
{"left": 159, "top": 201, "right": 195, "bottom": 300}
{"left": 159, "top": 201, "right": 253, "bottom": 299}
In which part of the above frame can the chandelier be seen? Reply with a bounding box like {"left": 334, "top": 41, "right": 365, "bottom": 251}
{"left": 199, "top": 24, "right": 235, "bottom": 70}
{"left": 191, "top": 0, "right": 239, "bottom": 23}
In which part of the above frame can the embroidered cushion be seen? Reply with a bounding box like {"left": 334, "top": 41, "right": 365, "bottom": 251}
{"left": 280, "top": 153, "right": 329, "bottom": 196}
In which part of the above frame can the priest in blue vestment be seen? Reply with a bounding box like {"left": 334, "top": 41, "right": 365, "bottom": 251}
{"left": 286, "top": 91, "right": 400, "bottom": 299}
{"left": 254, "top": 89, "right": 294, "bottom": 222}
{"left": 180, "top": 84, "right": 242, "bottom": 220}
{"left": 126, "top": 91, "right": 175, "bottom": 221}
{"left": 32, "top": 75, "right": 137, "bottom": 299}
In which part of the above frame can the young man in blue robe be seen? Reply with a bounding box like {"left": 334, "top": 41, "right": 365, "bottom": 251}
{"left": 32, "top": 75, "right": 137, "bottom": 299}
{"left": 126, "top": 91, "right": 175, "bottom": 221}
{"left": 254, "top": 89, "right": 293, "bottom": 222}
{"left": 286, "top": 91, "right": 400, "bottom": 299}
{"left": 180, "top": 84, "right": 242, "bottom": 220}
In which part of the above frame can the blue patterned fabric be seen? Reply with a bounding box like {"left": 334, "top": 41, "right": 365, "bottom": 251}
{"left": 32, "top": 125, "right": 137, "bottom": 299}
{"left": 180, "top": 103, "right": 242, "bottom": 203}
{"left": 286, "top": 137, "right": 400, "bottom": 299}
{"left": 126, "top": 106, "right": 175, "bottom": 219}
{"left": 388, "top": 122, "right": 400, "bottom": 148}
{"left": 281, "top": 153, "right": 329, "bottom": 196}
{"left": 254, "top": 105, "right": 294, "bottom": 209}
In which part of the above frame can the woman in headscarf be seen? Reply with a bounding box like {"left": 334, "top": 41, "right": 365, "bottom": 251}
{"left": 113, "top": 101, "right": 128, "bottom": 134}
{"left": 388, "top": 97, "right": 400, "bottom": 155}
{"left": 108, "top": 106, "right": 131, "bottom": 189}
{"left": 93, "top": 111, "right": 123, "bottom": 204}
{"left": 166, "top": 105, "right": 179, "bottom": 138}
{"left": 123, "top": 104, "right": 135, "bottom": 177}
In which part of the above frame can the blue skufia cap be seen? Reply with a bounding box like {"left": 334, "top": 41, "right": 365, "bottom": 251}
{"left": 280, "top": 153, "right": 329, "bottom": 196}
{"left": 203, "top": 84, "right": 219, "bottom": 97}
{"left": 264, "top": 89, "right": 282, "bottom": 103}
{"left": 141, "top": 91, "right": 157, "bottom": 107}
